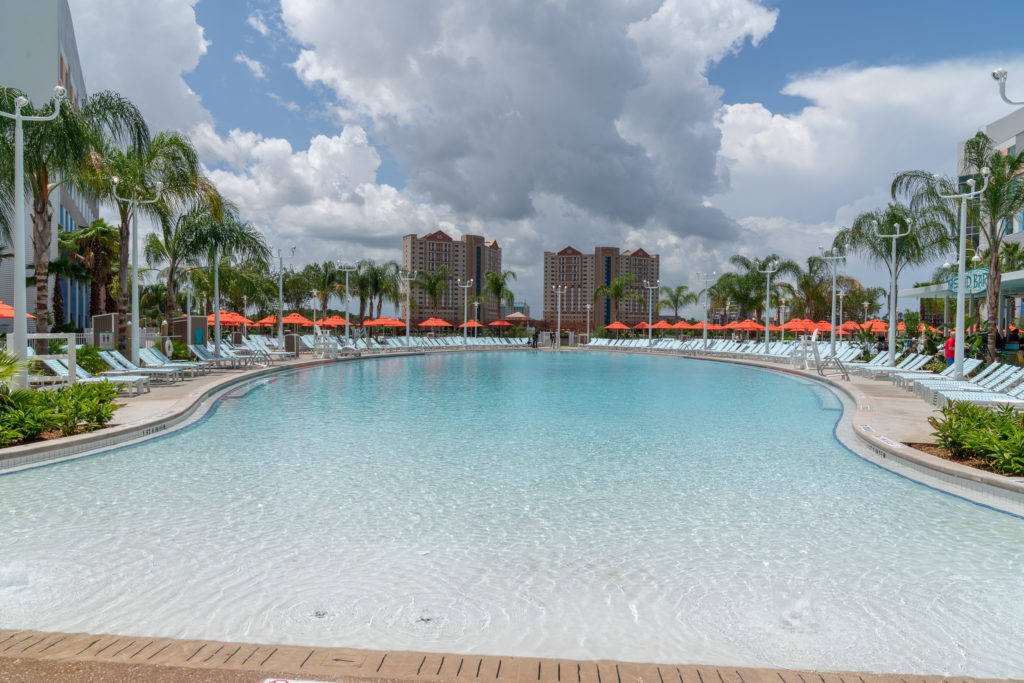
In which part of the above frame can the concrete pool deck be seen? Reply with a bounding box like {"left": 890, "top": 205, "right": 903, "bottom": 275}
{"left": 1, "top": 345, "right": 1022, "bottom": 682}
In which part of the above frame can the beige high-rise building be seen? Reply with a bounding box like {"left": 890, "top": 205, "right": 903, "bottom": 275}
{"left": 542, "top": 246, "right": 660, "bottom": 330}
{"left": 402, "top": 230, "right": 503, "bottom": 323}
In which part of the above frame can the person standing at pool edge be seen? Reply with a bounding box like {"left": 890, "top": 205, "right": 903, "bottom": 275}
{"left": 945, "top": 334, "right": 958, "bottom": 366}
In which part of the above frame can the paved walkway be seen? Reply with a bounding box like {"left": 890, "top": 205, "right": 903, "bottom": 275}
{"left": 2, "top": 348, "right": 1021, "bottom": 682}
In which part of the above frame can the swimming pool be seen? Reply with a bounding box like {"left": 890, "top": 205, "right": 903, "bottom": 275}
{"left": 1, "top": 352, "right": 1022, "bottom": 677}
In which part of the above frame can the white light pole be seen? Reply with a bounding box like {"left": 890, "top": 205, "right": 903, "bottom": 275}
{"left": 818, "top": 245, "right": 843, "bottom": 356}
{"left": 643, "top": 279, "right": 659, "bottom": 346}
{"left": 111, "top": 175, "right": 163, "bottom": 365}
{"left": 457, "top": 278, "right": 473, "bottom": 345}
{"left": 584, "top": 302, "right": 592, "bottom": 344}
{"left": 473, "top": 301, "right": 480, "bottom": 337}
{"left": 242, "top": 294, "right": 248, "bottom": 338}
{"left": 935, "top": 169, "right": 990, "bottom": 380}
{"left": 337, "top": 261, "right": 356, "bottom": 344}
{"left": 185, "top": 268, "right": 192, "bottom": 352}
{"left": 401, "top": 268, "right": 416, "bottom": 344}
{"left": 697, "top": 271, "right": 716, "bottom": 349}
{"left": 838, "top": 292, "right": 844, "bottom": 345}
{"left": 873, "top": 222, "right": 910, "bottom": 367}
{"left": 277, "top": 246, "right": 294, "bottom": 347}
{"left": 0, "top": 85, "right": 65, "bottom": 388}
{"left": 758, "top": 261, "right": 779, "bottom": 346}
{"left": 310, "top": 289, "right": 320, "bottom": 330}
{"left": 552, "top": 285, "right": 566, "bottom": 349}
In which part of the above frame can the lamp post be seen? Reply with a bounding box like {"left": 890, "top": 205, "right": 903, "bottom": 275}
{"left": 0, "top": 85, "right": 66, "bottom": 389}
{"left": 818, "top": 246, "right": 843, "bottom": 357}
{"left": 992, "top": 69, "right": 1024, "bottom": 105}
{"left": 276, "top": 246, "right": 294, "bottom": 347}
{"left": 697, "top": 271, "right": 716, "bottom": 349}
{"left": 111, "top": 176, "right": 163, "bottom": 365}
{"left": 185, "top": 268, "right": 193, "bottom": 352}
{"left": 337, "top": 261, "right": 356, "bottom": 344}
{"left": 552, "top": 285, "right": 566, "bottom": 349}
{"left": 456, "top": 278, "right": 473, "bottom": 345}
{"left": 242, "top": 294, "right": 248, "bottom": 337}
{"left": 935, "top": 169, "right": 990, "bottom": 380}
{"left": 873, "top": 222, "right": 910, "bottom": 367}
{"left": 310, "top": 289, "right": 319, "bottom": 330}
{"left": 838, "top": 292, "right": 844, "bottom": 343}
{"left": 473, "top": 301, "right": 480, "bottom": 337}
{"left": 401, "top": 268, "right": 416, "bottom": 344}
{"left": 584, "top": 303, "right": 592, "bottom": 344}
{"left": 643, "top": 279, "right": 659, "bottom": 346}
{"left": 758, "top": 261, "right": 779, "bottom": 346}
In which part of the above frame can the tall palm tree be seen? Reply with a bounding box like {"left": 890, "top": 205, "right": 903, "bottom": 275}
{"left": 48, "top": 256, "right": 91, "bottom": 328}
{"left": 658, "top": 284, "right": 697, "bottom": 321}
{"left": 893, "top": 132, "right": 1024, "bottom": 361}
{"left": 833, "top": 202, "right": 950, "bottom": 323}
{"left": 593, "top": 273, "right": 644, "bottom": 324}
{"left": 0, "top": 88, "right": 149, "bottom": 334}
{"left": 726, "top": 253, "right": 800, "bottom": 321}
{"left": 144, "top": 199, "right": 224, "bottom": 318}
{"left": 86, "top": 130, "right": 218, "bottom": 349}
{"left": 483, "top": 268, "right": 517, "bottom": 321}
{"left": 414, "top": 265, "right": 452, "bottom": 318}
{"left": 303, "top": 260, "right": 343, "bottom": 321}
{"left": 61, "top": 218, "right": 118, "bottom": 318}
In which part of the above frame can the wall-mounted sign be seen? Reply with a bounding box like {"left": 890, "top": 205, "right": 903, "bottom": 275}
{"left": 947, "top": 267, "right": 989, "bottom": 295}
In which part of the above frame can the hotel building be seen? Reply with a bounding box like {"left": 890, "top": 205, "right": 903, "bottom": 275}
{"left": 401, "top": 230, "right": 503, "bottom": 323}
{"left": 0, "top": 0, "right": 98, "bottom": 331}
{"left": 542, "top": 246, "right": 660, "bottom": 329}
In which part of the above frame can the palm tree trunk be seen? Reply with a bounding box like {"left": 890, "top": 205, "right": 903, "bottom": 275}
{"left": 53, "top": 276, "right": 64, "bottom": 326}
{"left": 32, "top": 203, "right": 51, "bottom": 339}
{"left": 116, "top": 208, "right": 131, "bottom": 352}
{"left": 89, "top": 263, "right": 105, "bottom": 316}
{"left": 165, "top": 263, "right": 177, "bottom": 319}
{"left": 988, "top": 251, "right": 1002, "bottom": 363}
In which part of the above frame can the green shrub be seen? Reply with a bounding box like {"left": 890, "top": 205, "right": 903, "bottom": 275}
{"left": 929, "top": 401, "right": 1024, "bottom": 475}
{"left": 0, "top": 381, "right": 120, "bottom": 447}
{"left": 73, "top": 345, "right": 110, "bottom": 375}
{"left": 171, "top": 340, "right": 190, "bottom": 360}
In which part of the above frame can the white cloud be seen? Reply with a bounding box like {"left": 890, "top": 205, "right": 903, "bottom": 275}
{"left": 247, "top": 10, "right": 270, "bottom": 36}
{"left": 234, "top": 52, "right": 266, "bottom": 79}
{"left": 267, "top": 92, "right": 300, "bottom": 111}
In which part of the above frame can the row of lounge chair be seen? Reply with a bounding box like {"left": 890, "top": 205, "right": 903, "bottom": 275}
{"left": 584, "top": 336, "right": 862, "bottom": 367}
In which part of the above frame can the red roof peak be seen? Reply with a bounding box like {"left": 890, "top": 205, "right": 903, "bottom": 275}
{"left": 557, "top": 246, "right": 581, "bottom": 256}
{"left": 424, "top": 230, "right": 453, "bottom": 242}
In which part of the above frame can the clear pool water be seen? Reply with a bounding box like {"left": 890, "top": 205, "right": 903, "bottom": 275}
{"left": 1, "top": 352, "right": 1022, "bottom": 677}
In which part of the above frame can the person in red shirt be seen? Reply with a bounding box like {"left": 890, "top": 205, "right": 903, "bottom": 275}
{"left": 944, "top": 334, "right": 957, "bottom": 366}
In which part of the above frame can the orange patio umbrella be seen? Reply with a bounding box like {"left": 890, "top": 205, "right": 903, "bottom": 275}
{"left": 862, "top": 319, "right": 888, "bottom": 334}
{"left": 489, "top": 319, "right": 512, "bottom": 327}
{"left": 651, "top": 320, "right": 674, "bottom": 330}
{"left": 315, "top": 318, "right": 339, "bottom": 327}
{"left": 0, "top": 301, "right": 35, "bottom": 319}
{"left": 254, "top": 314, "right": 278, "bottom": 326}
{"left": 281, "top": 312, "right": 314, "bottom": 326}
{"left": 418, "top": 317, "right": 452, "bottom": 327}
{"left": 672, "top": 320, "right": 695, "bottom": 330}
{"left": 813, "top": 320, "right": 832, "bottom": 332}
{"left": 633, "top": 321, "right": 649, "bottom": 330}
{"left": 734, "top": 319, "right": 765, "bottom": 332}
{"left": 459, "top": 320, "right": 484, "bottom": 328}
{"left": 605, "top": 321, "right": 630, "bottom": 330}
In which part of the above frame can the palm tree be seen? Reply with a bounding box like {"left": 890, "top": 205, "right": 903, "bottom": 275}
{"left": 414, "top": 265, "right": 452, "bottom": 318}
{"left": 483, "top": 268, "right": 517, "bottom": 321}
{"left": 658, "top": 284, "right": 697, "bottom": 321}
{"left": 893, "top": 132, "right": 1024, "bottom": 361}
{"left": 593, "top": 273, "right": 643, "bottom": 325}
{"left": 726, "top": 253, "right": 800, "bottom": 321}
{"left": 833, "top": 202, "right": 950, "bottom": 325}
{"left": 60, "top": 218, "right": 118, "bottom": 318}
{"left": 0, "top": 88, "right": 149, "bottom": 334}
{"left": 48, "top": 256, "right": 91, "bottom": 328}
{"left": 144, "top": 201, "right": 220, "bottom": 318}
{"left": 303, "top": 260, "right": 343, "bottom": 321}
{"left": 87, "top": 130, "right": 218, "bottom": 349}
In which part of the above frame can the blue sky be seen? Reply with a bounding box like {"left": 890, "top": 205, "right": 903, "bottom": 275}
{"left": 72, "top": 0, "right": 1024, "bottom": 314}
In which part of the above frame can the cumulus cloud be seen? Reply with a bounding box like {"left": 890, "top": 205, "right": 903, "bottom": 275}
{"left": 234, "top": 52, "right": 266, "bottom": 79}
{"left": 247, "top": 10, "right": 271, "bottom": 36}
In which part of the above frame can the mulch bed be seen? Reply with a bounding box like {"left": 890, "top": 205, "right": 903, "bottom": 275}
{"left": 906, "top": 442, "right": 999, "bottom": 475}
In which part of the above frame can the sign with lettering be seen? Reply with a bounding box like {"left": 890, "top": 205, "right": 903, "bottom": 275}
{"left": 947, "top": 268, "right": 988, "bottom": 295}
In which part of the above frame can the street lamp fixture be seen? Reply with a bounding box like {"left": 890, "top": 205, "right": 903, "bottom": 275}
{"left": 697, "top": 271, "right": 716, "bottom": 349}
{"left": 758, "top": 261, "right": 779, "bottom": 346}
{"left": 456, "top": 278, "right": 473, "bottom": 346}
{"left": 552, "top": 285, "right": 567, "bottom": 349}
{"left": 992, "top": 68, "right": 1024, "bottom": 106}
{"left": 818, "top": 245, "right": 843, "bottom": 357}
{"left": 473, "top": 301, "right": 480, "bottom": 337}
{"left": 643, "top": 279, "right": 659, "bottom": 346}
{"left": 584, "top": 303, "right": 592, "bottom": 345}
{"left": 310, "top": 289, "right": 320, "bottom": 328}
{"left": 0, "top": 85, "right": 66, "bottom": 388}
{"left": 873, "top": 222, "right": 910, "bottom": 367}
{"left": 838, "top": 291, "right": 844, "bottom": 340}
{"left": 935, "top": 168, "right": 991, "bottom": 380}
{"left": 111, "top": 175, "right": 163, "bottom": 365}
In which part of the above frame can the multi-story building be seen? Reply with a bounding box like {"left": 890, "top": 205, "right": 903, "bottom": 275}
{"left": 0, "top": 0, "right": 97, "bottom": 332}
{"left": 401, "top": 230, "right": 503, "bottom": 323}
{"left": 512, "top": 301, "right": 530, "bottom": 317}
{"left": 542, "top": 246, "right": 660, "bottom": 329}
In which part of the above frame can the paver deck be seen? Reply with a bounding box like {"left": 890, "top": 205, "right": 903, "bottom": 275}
{"left": 2, "top": 346, "right": 1021, "bottom": 682}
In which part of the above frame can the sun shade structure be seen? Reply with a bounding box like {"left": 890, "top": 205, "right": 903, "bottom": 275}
{"left": 0, "top": 301, "right": 35, "bottom": 319}
{"left": 459, "top": 320, "right": 484, "bottom": 328}
{"left": 633, "top": 321, "right": 649, "bottom": 330}
{"left": 734, "top": 319, "right": 765, "bottom": 332}
{"left": 281, "top": 312, "right": 314, "bottom": 326}
{"left": 651, "top": 320, "right": 674, "bottom": 329}
{"left": 489, "top": 319, "right": 512, "bottom": 327}
{"left": 604, "top": 321, "right": 630, "bottom": 330}
{"left": 418, "top": 317, "right": 452, "bottom": 327}
{"left": 861, "top": 319, "right": 889, "bottom": 334}
{"left": 672, "top": 320, "right": 695, "bottom": 329}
